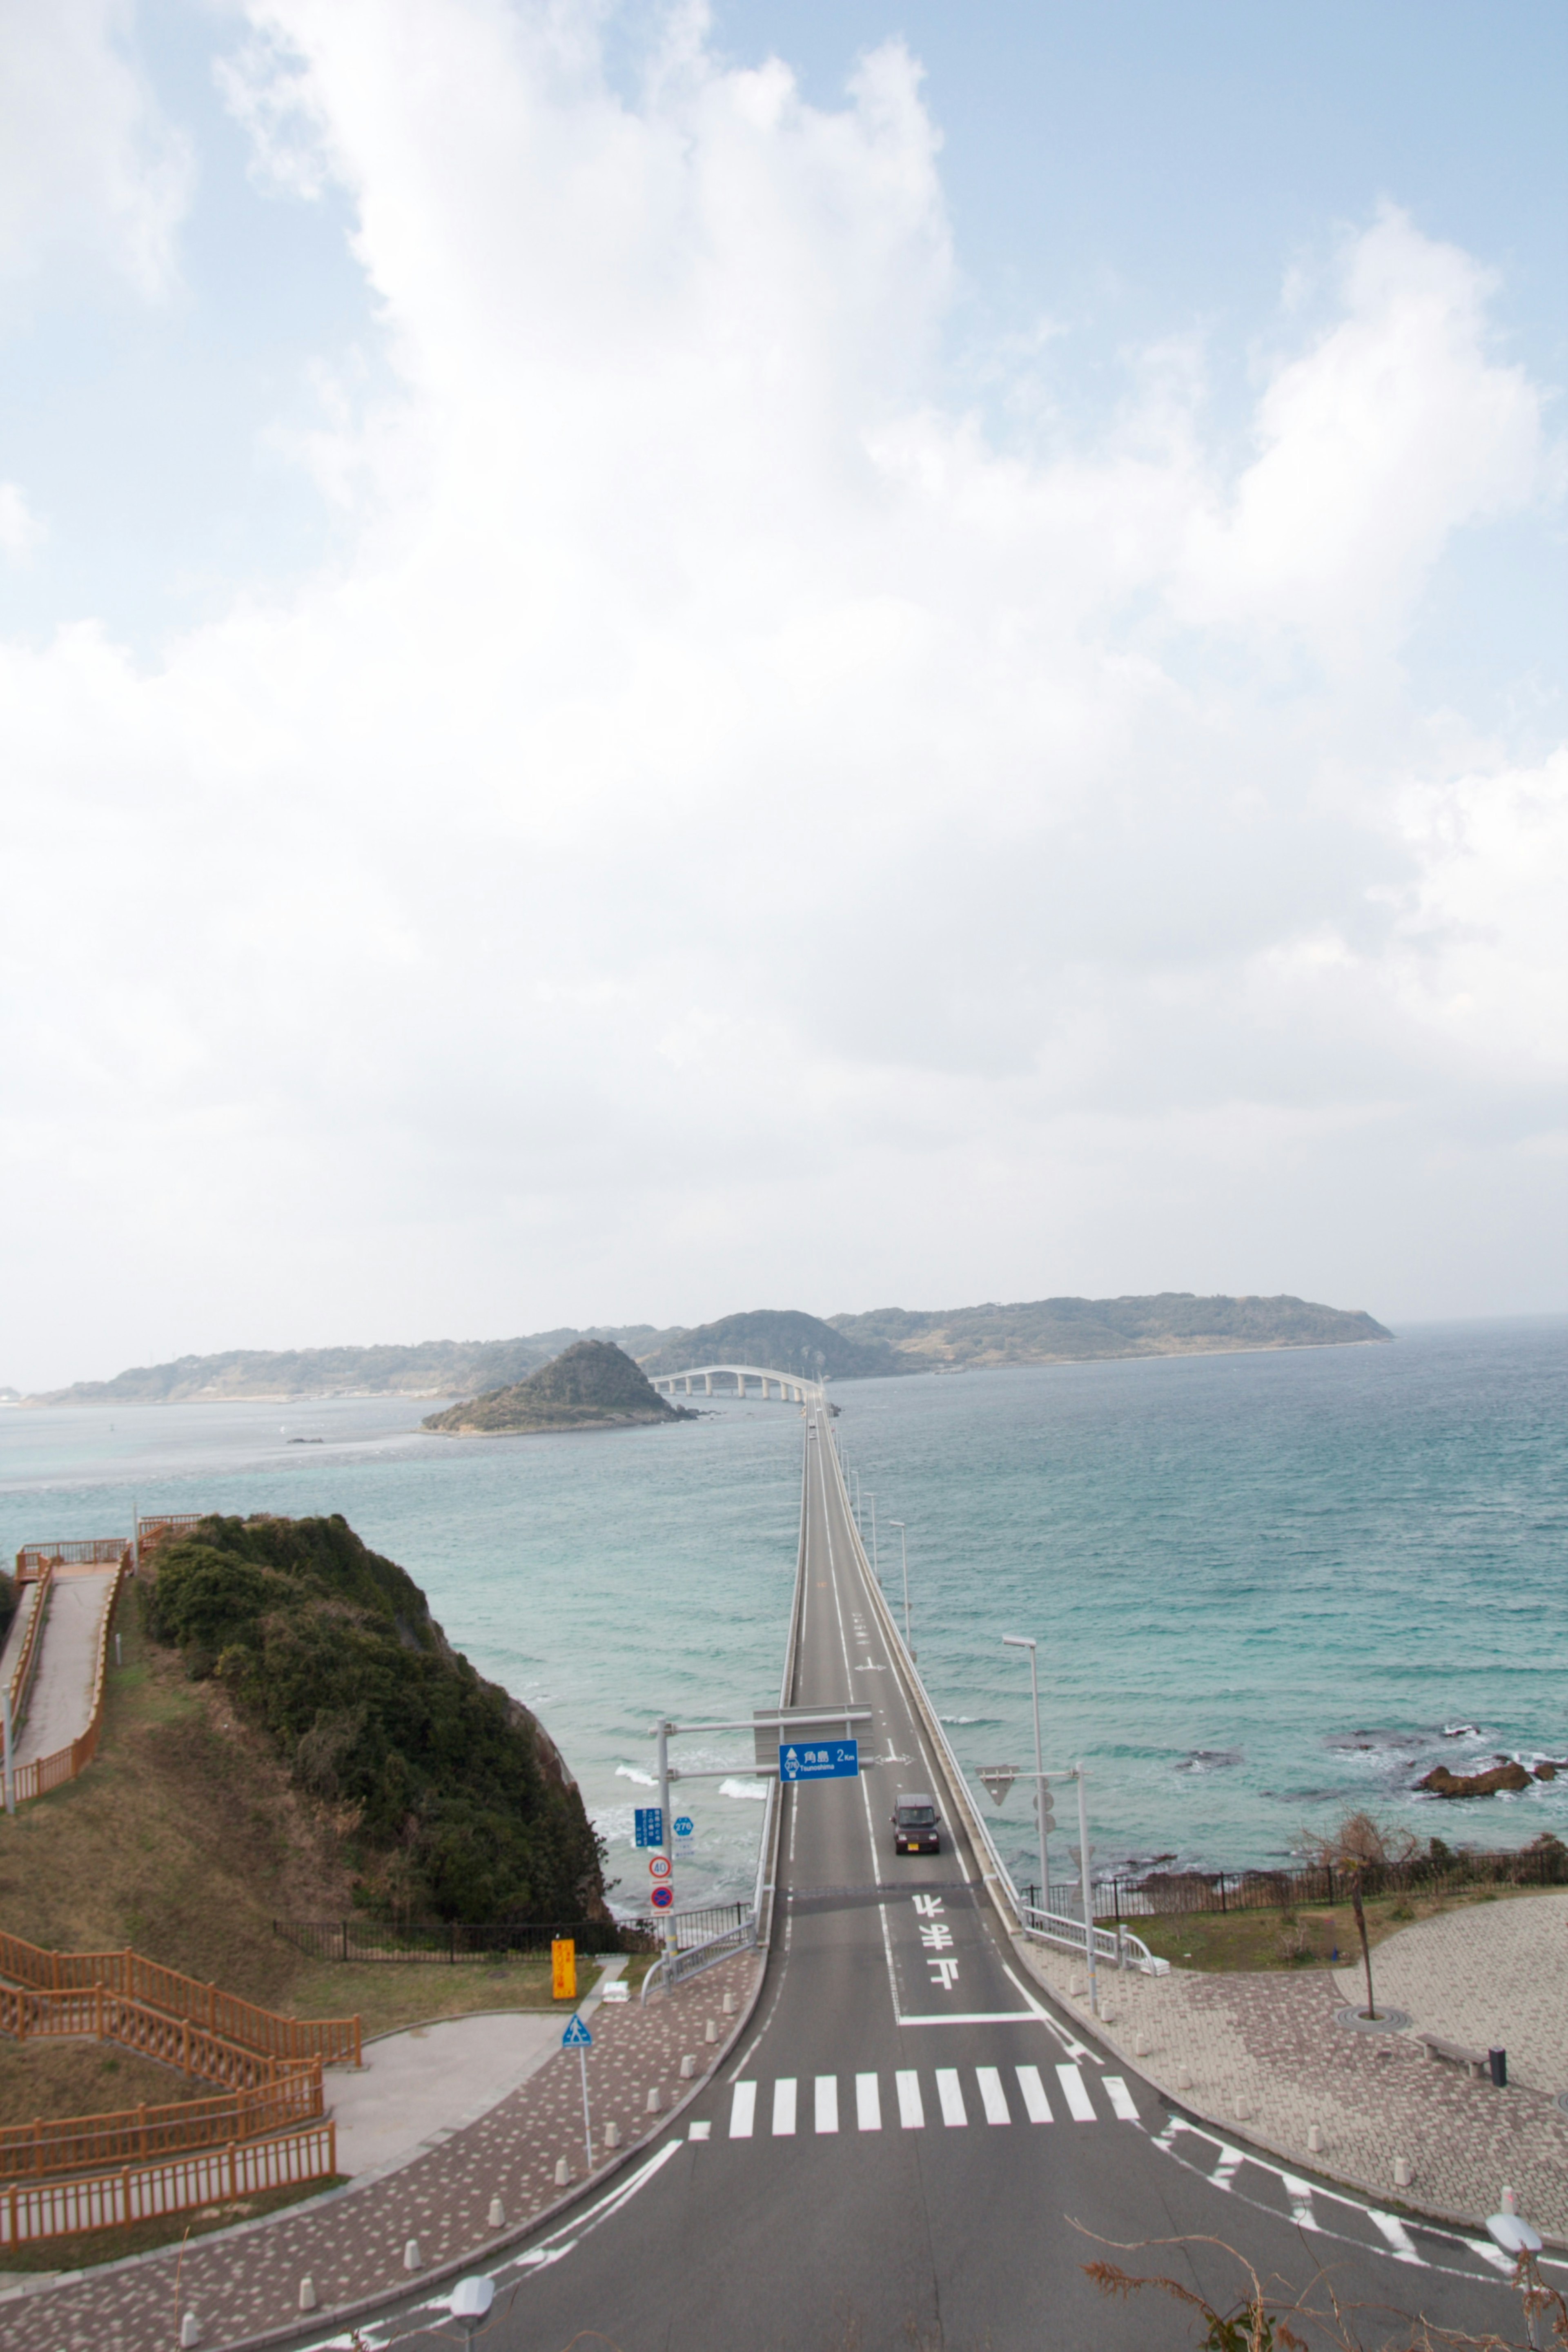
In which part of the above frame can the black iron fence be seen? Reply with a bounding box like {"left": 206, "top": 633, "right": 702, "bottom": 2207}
{"left": 1021, "top": 1838, "right": 1568, "bottom": 1924}
{"left": 272, "top": 1915, "right": 653, "bottom": 1963}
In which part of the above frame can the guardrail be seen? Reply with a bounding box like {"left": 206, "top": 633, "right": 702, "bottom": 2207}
{"left": 0, "top": 2061, "right": 324, "bottom": 2183}
{"left": 1016, "top": 1902, "right": 1162, "bottom": 1973}
{"left": 14, "top": 1540, "right": 130, "bottom": 1577}
{"left": 0, "top": 2120, "right": 337, "bottom": 2247}
{"left": 0, "top": 1931, "right": 360, "bottom": 2068}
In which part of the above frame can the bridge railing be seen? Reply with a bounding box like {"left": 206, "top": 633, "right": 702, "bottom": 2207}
{"left": 14, "top": 1540, "right": 129, "bottom": 1577}
{"left": 1015, "top": 1902, "right": 1164, "bottom": 1973}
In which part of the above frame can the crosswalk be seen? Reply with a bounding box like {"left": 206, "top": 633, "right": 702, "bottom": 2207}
{"left": 722, "top": 2062, "right": 1138, "bottom": 2138}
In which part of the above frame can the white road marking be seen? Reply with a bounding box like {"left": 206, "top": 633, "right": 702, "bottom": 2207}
{"left": 815, "top": 2075, "right": 839, "bottom": 2134}
{"left": 896, "top": 2069, "right": 925, "bottom": 2128}
{"left": 1104, "top": 2075, "right": 1139, "bottom": 2121}
{"left": 1369, "top": 2211, "right": 1424, "bottom": 2265}
{"left": 1055, "top": 2063, "right": 1095, "bottom": 2121}
{"left": 773, "top": 2078, "right": 797, "bottom": 2136}
{"left": 975, "top": 2066, "right": 1010, "bottom": 2124}
{"left": 728, "top": 2081, "right": 756, "bottom": 2138}
{"left": 1015, "top": 2065, "right": 1052, "bottom": 2123}
{"left": 856, "top": 2072, "right": 882, "bottom": 2131}
{"left": 936, "top": 2069, "right": 968, "bottom": 2126}
{"left": 1283, "top": 2173, "right": 1319, "bottom": 2231}
{"left": 688, "top": 2121, "right": 711, "bottom": 2141}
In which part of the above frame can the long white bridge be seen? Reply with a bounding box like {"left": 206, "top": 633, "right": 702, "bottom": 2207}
{"left": 648, "top": 1363, "right": 824, "bottom": 1405}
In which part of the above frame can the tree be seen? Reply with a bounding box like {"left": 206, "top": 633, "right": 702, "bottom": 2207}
{"left": 1299, "top": 1811, "right": 1417, "bottom": 2023}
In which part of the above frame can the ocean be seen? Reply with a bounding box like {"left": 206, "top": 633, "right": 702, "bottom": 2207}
{"left": 2, "top": 1317, "right": 1564, "bottom": 1913}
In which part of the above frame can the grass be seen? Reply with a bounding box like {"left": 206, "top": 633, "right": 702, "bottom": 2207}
{"left": 1120, "top": 1882, "right": 1551, "bottom": 1973}
{"left": 0, "top": 2174, "right": 346, "bottom": 2275}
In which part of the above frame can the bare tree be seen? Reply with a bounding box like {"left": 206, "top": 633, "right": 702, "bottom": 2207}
{"left": 1299, "top": 1812, "right": 1418, "bottom": 2023}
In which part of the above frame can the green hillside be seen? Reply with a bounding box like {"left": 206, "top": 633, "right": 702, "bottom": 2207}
{"left": 830, "top": 1292, "right": 1391, "bottom": 1366}
{"left": 423, "top": 1338, "right": 691, "bottom": 1435}
{"left": 143, "top": 1512, "right": 606, "bottom": 1922}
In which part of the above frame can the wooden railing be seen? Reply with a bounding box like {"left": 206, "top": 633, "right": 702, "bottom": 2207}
{"left": 0, "top": 2120, "right": 337, "bottom": 2246}
{"left": 4, "top": 1562, "right": 52, "bottom": 1741}
{"left": 136, "top": 1514, "right": 210, "bottom": 1543}
{"left": 6, "top": 1559, "right": 125, "bottom": 1807}
{"left": 14, "top": 1539, "right": 129, "bottom": 1578}
{"left": 0, "top": 2060, "right": 323, "bottom": 2183}
{"left": 0, "top": 1931, "right": 361, "bottom": 2067}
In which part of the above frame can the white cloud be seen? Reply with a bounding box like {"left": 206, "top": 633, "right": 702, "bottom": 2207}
{"left": 0, "top": 0, "right": 1563, "bottom": 1382}
{"left": 0, "top": 0, "right": 192, "bottom": 295}
{"left": 0, "top": 481, "right": 43, "bottom": 557}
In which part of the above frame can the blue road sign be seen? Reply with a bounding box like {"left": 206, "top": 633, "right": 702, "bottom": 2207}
{"left": 779, "top": 1739, "right": 859, "bottom": 1783}
{"left": 633, "top": 1806, "right": 664, "bottom": 1848}
{"left": 561, "top": 2014, "right": 592, "bottom": 2048}
{"left": 673, "top": 1815, "right": 694, "bottom": 1838}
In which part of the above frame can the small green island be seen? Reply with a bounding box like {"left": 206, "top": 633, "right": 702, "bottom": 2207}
{"left": 422, "top": 1338, "right": 695, "bottom": 1437}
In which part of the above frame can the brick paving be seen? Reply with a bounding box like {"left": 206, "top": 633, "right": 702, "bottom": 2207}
{"left": 0, "top": 1951, "right": 761, "bottom": 2352}
{"left": 1016, "top": 1898, "right": 1568, "bottom": 2241}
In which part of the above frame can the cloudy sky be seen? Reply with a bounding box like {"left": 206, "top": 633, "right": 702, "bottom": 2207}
{"left": 2, "top": 0, "right": 1564, "bottom": 1389}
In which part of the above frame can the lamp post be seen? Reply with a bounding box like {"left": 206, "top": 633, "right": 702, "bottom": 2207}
{"left": 889, "top": 1521, "right": 913, "bottom": 1657}
{"left": 1002, "top": 1635, "right": 1047, "bottom": 1916}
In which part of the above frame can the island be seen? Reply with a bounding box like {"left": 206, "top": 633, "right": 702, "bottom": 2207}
{"left": 422, "top": 1338, "right": 695, "bottom": 1436}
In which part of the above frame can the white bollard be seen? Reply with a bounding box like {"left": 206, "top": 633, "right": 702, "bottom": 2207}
{"left": 1307, "top": 2125, "right": 1323, "bottom": 2154}
{"left": 1502, "top": 2186, "right": 1518, "bottom": 2215}
{"left": 704, "top": 2018, "right": 718, "bottom": 2044}
{"left": 487, "top": 2197, "right": 505, "bottom": 2230}
{"left": 646, "top": 2085, "right": 663, "bottom": 2114}
{"left": 1134, "top": 2036, "right": 1149, "bottom": 2058}
{"left": 404, "top": 2238, "right": 422, "bottom": 2272}
{"left": 554, "top": 2156, "right": 571, "bottom": 2187}
{"left": 604, "top": 2120, "right": 621, "bottom": 2149}
{"left": 1176, "top": 2067, "right": 1192, "bottom": 2091}
{"left": 1234, "top": 2097, "right": 1250, "bottom": 2122}
{"left": 722, "top": 1991, "right": 735, "bottom": 2016}
{"left": 679, "top": 2054, "right": 696, "bottom": 2080}
{"left": 1394, "top": 2158, "right": 1412, "bottom": 2188}
{"left": 298, "top": 2279, "right": 318, "bottom": 2314}
{"left": 180, "top": 2316, "right": 201, "bottom": 2349}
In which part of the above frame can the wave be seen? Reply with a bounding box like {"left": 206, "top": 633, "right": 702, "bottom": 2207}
{"left": 1175, "top": 1748, "right": 1243, "bottom": 1773}
{"left": 719, "top": 1777, "right": 768, "bottom": 1802}
{"left": 614, "top": 1764, "right": 657, "bottom": 1787}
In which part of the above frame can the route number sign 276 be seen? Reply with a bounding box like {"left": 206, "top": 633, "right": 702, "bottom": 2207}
{"left": 779, "top": 1740, "right": 859, "bottom": 1782}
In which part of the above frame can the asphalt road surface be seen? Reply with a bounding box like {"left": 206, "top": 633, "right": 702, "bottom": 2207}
{"left": 345, "top": 1407, "right": 1535, "bottom": 2352}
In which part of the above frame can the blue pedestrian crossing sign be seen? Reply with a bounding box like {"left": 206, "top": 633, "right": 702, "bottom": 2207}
{"left": 561, "top": 2014, "right": 593, "bottom": 2048}
{"left": 673, "top": 1815, "right": 694, "bottom": 1838}
{"left": 633, "top": 1806, "right": 664, "bottom": 1847}
{"left": 780, "top": 1739, "right": 858, "bottom": 1782}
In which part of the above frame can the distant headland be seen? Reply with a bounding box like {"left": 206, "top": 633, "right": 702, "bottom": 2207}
{"left": 20, "top": 1292, "right": 1391, "bottom": 1405}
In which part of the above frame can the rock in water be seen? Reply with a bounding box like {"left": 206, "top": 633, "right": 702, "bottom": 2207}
{"left": 423, "top": 1339, "right": 694, "bottom": 1436}
{"left": 1416, "top": 1761, "right": 1532, "bottom": 1799}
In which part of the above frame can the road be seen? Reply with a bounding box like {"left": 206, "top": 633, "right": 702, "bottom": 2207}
{"left": 354, "top": 1406, "right": 1529, "bottom": 2351}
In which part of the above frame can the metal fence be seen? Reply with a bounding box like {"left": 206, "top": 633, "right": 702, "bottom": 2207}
{"left": 1027, "top": 1841, "right": 1568, "bottom": 1924}
{"left": 272, "top": 1915, "right": 649, "bottom": 1963}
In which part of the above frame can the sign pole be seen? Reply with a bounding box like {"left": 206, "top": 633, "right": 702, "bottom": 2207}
{"left": 656, "top": 1717, "right": 675, "bottom": 1963}
{"left": 1076, "top": 1763, "right": 1097, "bottom": 2018}
{"left": 579, "top": 2041, "right": 592, "bottom": 2172}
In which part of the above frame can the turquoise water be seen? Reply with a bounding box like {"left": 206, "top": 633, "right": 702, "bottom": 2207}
{"left": 2, "top": 1319, "right": 1564, "bottom": 1911}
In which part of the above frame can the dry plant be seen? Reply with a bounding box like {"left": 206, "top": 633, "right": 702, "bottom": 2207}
{"left": 1078, "top": 2225, "right": 1568, "bottom": 2352}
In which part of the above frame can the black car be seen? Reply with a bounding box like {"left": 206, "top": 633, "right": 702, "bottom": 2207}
{"left": 892, "top": 1794, "right": 942, "bottom": 1854}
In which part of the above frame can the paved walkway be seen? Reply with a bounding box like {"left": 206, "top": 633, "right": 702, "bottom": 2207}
{"left": 1017, "top": 1893, "right": 1568, "bottom": 2243}
{"left": 14, "top": 1568, "right": 118, "bottom": 1766}
{"left": 0, "top": 1951, "right": 762, "bottom": 2352}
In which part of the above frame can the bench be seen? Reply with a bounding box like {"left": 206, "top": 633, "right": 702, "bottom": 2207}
{"left": 1416, "top": 2031, "right": 1492, "bottom": 2081}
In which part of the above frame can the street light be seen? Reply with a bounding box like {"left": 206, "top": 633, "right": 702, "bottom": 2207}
{"left": 888, "top": 1521, "right": 913, "bottom": 1657}
{"left": 1002, "top": 1635, "right": 1047, "bottom": 1915}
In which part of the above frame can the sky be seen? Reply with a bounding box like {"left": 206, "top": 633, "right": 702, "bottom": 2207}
{"left": 1, "top": 0, "right": 1564, "bottom": 1391}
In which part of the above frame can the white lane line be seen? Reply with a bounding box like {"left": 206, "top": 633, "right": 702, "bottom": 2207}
{"left": 773, "top": 2077, "right": 797, "bottom": 2136}
{"left": 975, "top": 2066, "right": 1010, "bottom": 2125}
{"left": 688, "top": 2121, "right": 711, "bottom": 2142}
{"left": 856, "top": 2072, "right": 882, "bottom": 2131}
{"left": 1015, "top": 2065, "right": 1052, "bottom": 2122}
{"left": 1369, "top": 2211, "right": 1425, "bottom": 2266}
{"left": 729, "top": 2081, "right": 757, "bottom": 2138}
{"left": 1104, "top": 2074, "right": 1139, "bottom": 2121}
{"left": 999, "top": 1963, "right": 1096, "bottom": 2063}
{"left": 1055, "top": 2062, "right": 1096, "bottom": 2122}
{"left": 1282, "top": 2174, "right": 1320, "bottom": 2232}
{"left": 936, "top": 2068, "right": 968, "bottom": 2127}
{"left": 898, "top": 2011, "right": 1038, "bottom": 2026}
{"left": 815, "top": 2075, "right": 839, "bottom": 2134}
{"left": 896, "top": 2069, "right": 925, "bottom": 2128}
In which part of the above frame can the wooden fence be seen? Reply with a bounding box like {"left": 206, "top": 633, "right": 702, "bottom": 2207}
{"left": 0, "top": 2061, "right": 323, "bottom": 2183}
{"left": 4, "top": 1559, "right": 126, "bottom": 1807}
{"left": 0, "top": 2121, "right": 337, "bottom": 2246}
{"left": 0, "top": 1931, "right": 361, "bottom": 2068}
{"left": 136, "top": 1514, "right": 211, "bottom": 1544}
{"left": 14, "top": 1539, "right": 129, "bottom": 1578}
{"left": 4, "top": 1562, "right": 52, "bottom": 1740}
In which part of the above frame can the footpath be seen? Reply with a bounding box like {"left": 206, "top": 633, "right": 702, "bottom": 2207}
{"left": 12, "top": 1567, "right": 119, "bottom": 1767}
{"left": 1018, "top": 1889, "right": 1568, "bottom": 2244}
{"left": 0, "top": 1950, "right": 762, "bottom": 2352}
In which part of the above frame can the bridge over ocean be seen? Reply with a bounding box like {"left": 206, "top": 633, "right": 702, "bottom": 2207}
{"left": 646, "top": 1361, "right": 824, "bottom": 1404}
